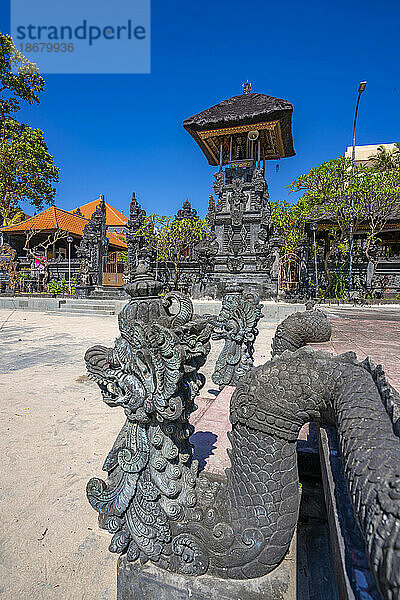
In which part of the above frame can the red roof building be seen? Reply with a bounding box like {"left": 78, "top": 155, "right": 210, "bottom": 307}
{"left": 71, "top": 198, "right": 128, "bottom": 233}
{"left": 0, "top": 205, "right": 127, "bottom": 252}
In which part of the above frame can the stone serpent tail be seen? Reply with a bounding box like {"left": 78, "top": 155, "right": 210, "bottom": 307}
{"left": 86, "top": 278, "right": 399, "bottom": 599}
{"left": 271, "top": 305, "right": 332, "bottom": 356}
{"left": 179, "top": 348, "right": 398, "bottom": 598}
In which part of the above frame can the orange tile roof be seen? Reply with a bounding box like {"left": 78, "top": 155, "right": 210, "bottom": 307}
{"left": 1, "top": 206, "right": 88, "bottom": 236}
{"left": 72, "top": 198, "right": 128, "bottom": 226}
{"left": 106, "top": 231, "right": 127, "bottom": 249}
{"left": 0, "top": 205, "right": 127, "bottom": 250}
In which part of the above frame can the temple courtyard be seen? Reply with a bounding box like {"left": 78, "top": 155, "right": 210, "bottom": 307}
{"left": 0, "top": 303, "right": 399, "bottom": 600}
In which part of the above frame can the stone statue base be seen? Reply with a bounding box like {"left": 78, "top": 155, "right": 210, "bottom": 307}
{"left": 117, "top": 534, "right": 296, "bottom": 600}
{"left": 192, "top": 278, "right": 277, "bottom": 301}
{"left": 75, "top": 284, "right": 94, "bottom": 298}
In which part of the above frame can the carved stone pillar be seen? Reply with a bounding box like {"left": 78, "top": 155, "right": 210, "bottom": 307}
{"left": 77, "top": 196, "right": 108, "bottom": 287}
{"left": 212, "top": 285, "right": 263, "bottom": 388}
{"left": 126, "top": 192, "right": 146, "bottom": 282}
{"left": 297, "top": 235, "right": 310, "bottom": 295}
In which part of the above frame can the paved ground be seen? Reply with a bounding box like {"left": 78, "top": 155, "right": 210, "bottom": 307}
{"left": 0, "top": 304, "right": 399, "bottom": 600}
{"left": 319, "top": 305, "right": 400, "bottom": 389}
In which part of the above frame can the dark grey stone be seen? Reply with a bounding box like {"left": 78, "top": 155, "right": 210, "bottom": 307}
{"left": 271, "top": 303, "right": 332, "bottom": 356}
{"left": 76, "top": 196, "right": 108, "bottom": 286}
{"left": 212, "top": 286, "right": 263, "bottom": 388}
{"left": 85, "top": 264, "right": 400, "bottom": 599}
{"left": 202, "top": 164, "right": 278, "bottom": 299}
{"left": 117, "top": 550, "right": 295, "bottom": 600}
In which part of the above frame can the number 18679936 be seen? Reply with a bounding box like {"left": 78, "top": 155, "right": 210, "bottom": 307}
{"left": 19, "top": 43, "right": 74, "bottom": 52}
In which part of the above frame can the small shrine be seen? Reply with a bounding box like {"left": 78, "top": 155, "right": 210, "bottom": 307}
{"left": 183, "top": 81, "right": 295, "bottom": 298}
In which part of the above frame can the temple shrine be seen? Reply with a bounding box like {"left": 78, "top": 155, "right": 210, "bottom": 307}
{"left": 183, "top": 81, "right": 295, "bottom": 298}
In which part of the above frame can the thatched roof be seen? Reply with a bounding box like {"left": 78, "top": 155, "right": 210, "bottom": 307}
{"left": 183, "top": 92, "right": 295, "bottom": 165}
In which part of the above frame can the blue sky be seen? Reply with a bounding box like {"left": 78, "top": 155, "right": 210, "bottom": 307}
{"left": 1, "top": 0, "right": 400, "bottom": 219}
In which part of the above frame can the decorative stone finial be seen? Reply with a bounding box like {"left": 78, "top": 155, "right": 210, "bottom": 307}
{"left": 242, "top": 80, "right": 252, "bottom": 94}
{"left": 124, "top": 259, "right": 163, "bottom": 298}
{"left": 175, "top": 199, "right": 199, "bottom": 221}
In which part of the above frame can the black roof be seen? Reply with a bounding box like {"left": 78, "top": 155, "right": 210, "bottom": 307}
{"left": 183, "top": 92, "right": 295, "bottom": 159}
{"left": 184, "top": 93, "right": 292, "bottom": 128}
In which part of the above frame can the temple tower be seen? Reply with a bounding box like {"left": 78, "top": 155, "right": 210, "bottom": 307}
{"left": 126, "top": 192, "right": 146, "bottom": 280}
{"left": 183, "top": 82, "right": 295, "bottom": 298}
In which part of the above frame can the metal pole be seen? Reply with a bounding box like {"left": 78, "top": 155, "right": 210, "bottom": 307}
{"left": 349, "top": 81, "right": 366, "bottom": 292}
{"left": 313, "top": 230, "right": 318, "bottom": 292}
{"left": 68, "top": 242, "right": 71, "bottom": 293}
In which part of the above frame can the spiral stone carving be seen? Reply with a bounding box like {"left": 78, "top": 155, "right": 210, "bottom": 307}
{"left": 211, "top": 287, "right": 263, "bottom": 388}
{"left": 86, "top": 268, "right": 399, "bottom": 599}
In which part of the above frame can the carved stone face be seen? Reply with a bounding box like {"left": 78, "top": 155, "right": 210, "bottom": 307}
{"left": 85, "top": 343, "right": 147, "bottom": 420}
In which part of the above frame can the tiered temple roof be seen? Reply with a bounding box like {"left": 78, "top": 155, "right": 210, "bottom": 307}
{"left": 183, "top": 87, "right": 295, "bottom": 165}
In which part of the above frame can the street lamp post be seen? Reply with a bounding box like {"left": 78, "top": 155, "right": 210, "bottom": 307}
{"left": 310, "top": 222, "right": 318, "bottom": 295}
{"left": 349, "top": 81, "right": 367, "bottom": 293}
{"left": 67, "top": 236, "right": 73, "bottom": 293}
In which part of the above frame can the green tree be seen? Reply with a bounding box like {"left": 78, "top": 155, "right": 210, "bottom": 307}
{"left": 0, "top": 32, "right": 44, "bottom": 121}
{"left": 289, "top": 157, "right": 366, "bottom": 285}
{"left": 269, "top": 199, "right": 312, "bottom": 255}
{"left": 358, "top": 168, "right": 400, "bottom": 288}
{"left": 0, "top": 118, "right": 59, "bottom": 225}
{"left": 133, "top": 214, "right": 211, "bottom": 289}
{"left": 368, "top": 144, "right": 400, "bottom": 172}
{"left": 288, "top": 156, "right": 400, "bottom": 290}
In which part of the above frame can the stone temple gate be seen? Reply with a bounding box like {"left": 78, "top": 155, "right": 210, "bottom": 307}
{"left": 184, "top": 81, "right": 295, "bottom": 299}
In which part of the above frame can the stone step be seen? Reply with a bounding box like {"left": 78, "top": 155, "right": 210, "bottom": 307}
{"left": 62, "top": 302, "right": 116, "bottom": 310}
{"left": 59, "top": 307, "right": 116, "bottom": 316}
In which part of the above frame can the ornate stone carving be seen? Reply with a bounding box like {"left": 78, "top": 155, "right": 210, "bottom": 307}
{"left": 126, "top": 192, "right": 146, "bottom": 281}
{"left": 86, "top": 265, "right": 215, "bottom": 573}
{"left": 206, "top": 195, "right": 216, "bottom": 226}
{"left": 175, "top": 199, "right": 198, "bottom": 221}
{"left": 87, "top": 307, "right": 400, "bottom": 600}
{"left": 193, "top": 234, "right": 219, "bottom": 276}
{"left": 271, "top": 303, "right": 332, "bottom": 356}
{"left": 211, "top": 287, "right": 263, "bottom": 388}
{"left": 212, "top": 172, "right": 225, "bottom": 198}
{"left": 76, "top": 197, "right": 108, "bottom": 286}
{"left": 297, "top": 235, "right": 310, "bottom": 294}
{"left": 78, "top": 259, "right": 90, "bottom": 286}
{"left": 227, "top": 256, "right": 244, "bottom": 272}
{"left": 0, "top": 243, "right": 18, "bottom": 289}
{"left": 205, "top": 164, "right": 276, "bottom": 297}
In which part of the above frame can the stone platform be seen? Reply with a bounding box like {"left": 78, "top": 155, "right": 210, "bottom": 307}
{"left": 117, "top": 535, "right": 297, "bottom": 600}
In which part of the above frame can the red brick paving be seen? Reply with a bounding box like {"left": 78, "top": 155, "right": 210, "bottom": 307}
{"left": 190, "top": 386, "right": 233, "bottom": 476}
{"left": 311, "top": 317, "right": 400, "bottom": 389}
{"left": 191, "top": 312, "right": 400, "bottom": 476}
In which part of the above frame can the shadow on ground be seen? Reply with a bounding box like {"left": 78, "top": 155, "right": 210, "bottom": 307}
{"left": 190, "top": 431, "right": 218, "bottom": 472}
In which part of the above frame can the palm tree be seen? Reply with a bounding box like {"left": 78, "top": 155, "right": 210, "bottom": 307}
{"left": 368, "top": 144, "right": 400, "bottom": 171}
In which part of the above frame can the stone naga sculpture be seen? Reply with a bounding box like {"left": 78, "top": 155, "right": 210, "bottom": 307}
{"left": 86, "top": 266, "right": 215, "bottom": 569}
{"left": 211, "top": 287, "right": 263, "bottom": 388}
{"left": 271, "top": 301, "right": 332, "bottom": 356}
{"left": 86, "top": 277, "right": 399, "bottom": 598}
